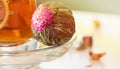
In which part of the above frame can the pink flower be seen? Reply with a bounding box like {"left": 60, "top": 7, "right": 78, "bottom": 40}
{"left": 32, "top": 7, "right": 54, "bottom": 32}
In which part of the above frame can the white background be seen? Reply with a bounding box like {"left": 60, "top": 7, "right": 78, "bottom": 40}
{"left": 36, "top": 0, "right": 120, "bottom": 15}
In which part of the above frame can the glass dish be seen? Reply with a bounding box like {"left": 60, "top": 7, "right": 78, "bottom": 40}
{"left": 0, "top": 0, "right": 76, "bottom": 69}
{"left": 0, "top": 33, "right": 76, "bottom": 69}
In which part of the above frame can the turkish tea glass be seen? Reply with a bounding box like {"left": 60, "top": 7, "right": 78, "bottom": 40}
{"left": 0, "top": 0, "right": 36, "bottom": 47}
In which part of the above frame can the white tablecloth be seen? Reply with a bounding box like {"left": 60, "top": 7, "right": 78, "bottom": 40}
{"left": 39, "top": 11, "right": 120, "bottom": 69}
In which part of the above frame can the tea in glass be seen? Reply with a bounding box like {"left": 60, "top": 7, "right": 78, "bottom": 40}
{"left": 0, "top": 0, "right": 36, "bottom": 46}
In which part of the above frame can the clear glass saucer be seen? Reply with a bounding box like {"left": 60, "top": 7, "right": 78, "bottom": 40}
{"left": 0, "top": 34, "right": 76, "bottom": 69}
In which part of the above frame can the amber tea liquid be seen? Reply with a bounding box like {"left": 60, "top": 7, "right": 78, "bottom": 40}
{"left": 0, "top": 0, "right": 36, "bottom": 45}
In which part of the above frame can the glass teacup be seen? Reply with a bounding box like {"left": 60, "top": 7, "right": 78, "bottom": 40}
{"left": 0, "top": 0, "right": 36, "bottom": 47}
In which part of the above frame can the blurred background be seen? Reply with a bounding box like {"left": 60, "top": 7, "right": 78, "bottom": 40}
{"left": 35, "top": 1, "right": 120, "bottom": 69}
{"left": 37, "top": 0, "right": 120, "bottom": 15}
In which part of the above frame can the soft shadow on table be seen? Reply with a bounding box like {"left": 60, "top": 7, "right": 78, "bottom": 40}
{"left": 86, "top": 60, "right": 106, "bottom": 69}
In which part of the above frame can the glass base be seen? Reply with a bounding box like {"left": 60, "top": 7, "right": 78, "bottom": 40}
{"left": 0, "top": 64, "right": 40, "bottom": 69}
{"left": 0, "top": 34, "right": 76, "bottom": 69}
{"left": 0, "top": 38, "right": 38, "bottom": 51}
{"left": 0, "top": 38, "right": 40, "bottom": 69}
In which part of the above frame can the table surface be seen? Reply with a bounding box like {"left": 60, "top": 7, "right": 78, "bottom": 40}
{"left": 39, "top": 11, "right": 120, "bottom": 69}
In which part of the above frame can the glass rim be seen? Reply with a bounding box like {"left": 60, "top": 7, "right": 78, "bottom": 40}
{"left": 0, "top": 33, "right": 77, "bottom": 56}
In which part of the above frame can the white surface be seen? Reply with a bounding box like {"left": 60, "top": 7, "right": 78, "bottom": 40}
{"left": 39, "top": 11, "right": 120, "bottom": 69}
